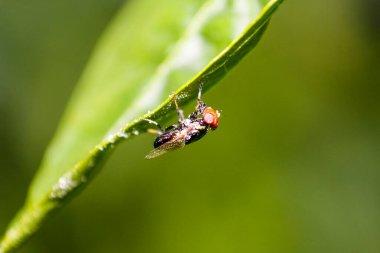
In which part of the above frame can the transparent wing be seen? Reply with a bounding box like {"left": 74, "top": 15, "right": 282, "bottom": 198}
{"left": 145, "top": 135, "right": 186, "bottom": 159}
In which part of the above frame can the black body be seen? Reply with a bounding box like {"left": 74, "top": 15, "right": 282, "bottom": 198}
{"left": 144, "top": 83, "right": 219, "bottom": 159}
{"left": 153, "top": 118, "right": 208, "bottom": 148}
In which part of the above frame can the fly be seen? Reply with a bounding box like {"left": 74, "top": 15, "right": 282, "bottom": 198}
{"left": 144, "top": 83, "right": 220, "bottom": 159}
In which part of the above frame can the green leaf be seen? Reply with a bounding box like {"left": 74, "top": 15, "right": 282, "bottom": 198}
{"left": 0, "top": 0, "right": 283, "bottom": 252}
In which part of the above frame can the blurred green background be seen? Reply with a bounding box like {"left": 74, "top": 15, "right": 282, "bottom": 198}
{"left": 1, "top": 0, "right": 379, "bottom": 252}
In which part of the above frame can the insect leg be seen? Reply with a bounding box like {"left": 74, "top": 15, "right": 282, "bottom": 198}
{"left": 143, "top": 118, "right": 164, "bottom": 134}
{"left": 173, "top": 95, "right": 185, "bottom": 123}
{"left": 198, "top": 81, "right": 203, "bottom": 102}
{"left": 196, "top": 81, "right": 207, "bottom": 113}
{"left": 164, "top": 125, "right": 177, "bottom": 131}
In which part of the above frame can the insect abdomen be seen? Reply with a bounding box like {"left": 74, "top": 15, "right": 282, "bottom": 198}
{"left": 185, "top": 128, "right": 207, "bottom": 145}
{"left": 153, "top": 132, "right": 176, "bottom": 148}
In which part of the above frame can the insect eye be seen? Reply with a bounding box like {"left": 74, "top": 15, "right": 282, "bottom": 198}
{"left": 203, "top": 112, "right": 218, "bottom": 129}
{"left": 203, "top": 113, "right": 213, "bottom": 123}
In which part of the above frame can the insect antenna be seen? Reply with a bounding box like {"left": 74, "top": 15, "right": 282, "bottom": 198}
{"left": 143, "top": 118, "right": 164, "bottom": 134}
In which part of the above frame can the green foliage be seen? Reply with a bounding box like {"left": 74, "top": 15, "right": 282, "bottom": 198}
{"left": 0, "top": 0, "right": 283, "bottom": 252}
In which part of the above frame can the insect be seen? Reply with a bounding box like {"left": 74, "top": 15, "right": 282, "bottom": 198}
{"left": 144, "top": 83, "right": 220, "bottom": 159}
